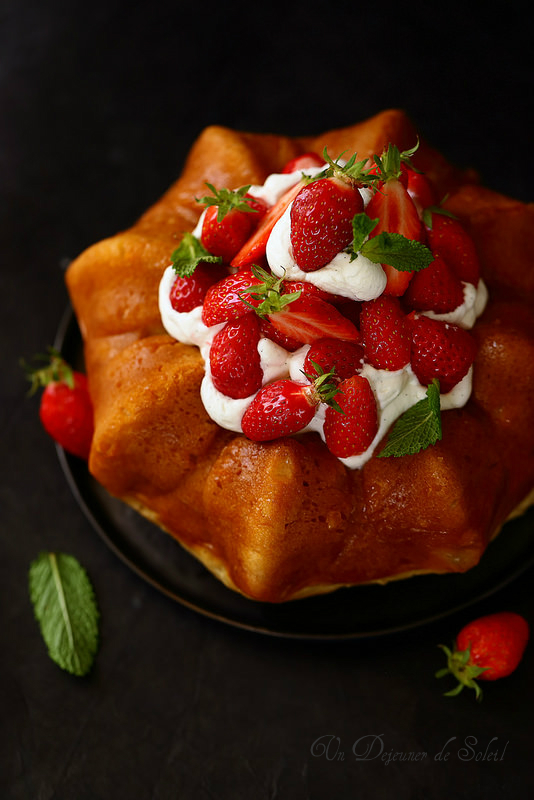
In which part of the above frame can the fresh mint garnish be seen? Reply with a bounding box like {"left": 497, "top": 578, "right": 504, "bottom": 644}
{"left": 29, "top": 552, "right": 100, "bottom": 677}
{"left": 348, "top": 213, "right": 434, "bottom": 272}
{"left": 170, "top": 232, "right": 222, "bottom": 277}
{"left": 379, "top": 379, "right": 442, "bottom": 458}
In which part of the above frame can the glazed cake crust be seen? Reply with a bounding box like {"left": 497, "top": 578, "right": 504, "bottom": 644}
{"left": 66, "top": 110, "right": 534, "bottom": 602}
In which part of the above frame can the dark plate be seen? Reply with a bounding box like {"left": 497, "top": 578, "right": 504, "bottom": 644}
{"left": 56, "top": 307, "right": 534, "bottom": 639}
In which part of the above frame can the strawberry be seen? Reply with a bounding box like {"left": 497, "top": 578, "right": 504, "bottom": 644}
{"left": 436, "top": 612, "right": 529, "bottom": 701}
{"left": 281, "top": 151, "right": 324, "bottom": 174}
{"left": 290, "top": 176, "right": 364, "bottom": 272}
{"left": 24, "top": 349, "right": 94, "bottom": 459}
{"left": 409, "top": 313, "right": 477, "bottom": 393}
{"left": 241, "top": 379, "right": 320, "bottom": 441}
{"left": 267, "top": 294, "right": 360, "bottom": 347}
{"left": 403, "top": 253, "right": 465, "bottom": 314}
{"left": 169, "top": 263, "right": 228, "bottom": 312}
{"left": 198, "top": 184, "right": 268, "bottom": 263}
{"left": 304, "top": 337, "right": 364, "bottom": 382}
{"left": 359, "top": 295, "right": 411, "bottom": 371}
{"left": 201, "top": 267, "right": 263, "bottom": 327}
{"left": 231, "top": 180, "right": 305, "bottom": 269}
{"left": 323, "top": 375, "right": 378, "bottom": 458}
{"left": 365, "top": 144, "right": 424, "bottom": 296}
{"left": 209, "top": 313, "right": 263, "bottom": 399}
{"left": 424, "top": 210, "right": 480, "bottom": 286}
{"left": 406, "top": 169, "right": 437, "bottom": 216}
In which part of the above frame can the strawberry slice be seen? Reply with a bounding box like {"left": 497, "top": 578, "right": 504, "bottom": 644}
{"left": 231, "top": 181, "right": 305, "bottom": 269}
{"left": 424, "top": 211, "right": 480, "bottom": 286}
{"left": 403, "top": 253, "right": 465, "bottom": 314}
{"left": 323, "top": 375, "right": 378, "bottom": 458}
{"left": 304, "top": 338, "right": 364, "bottom": 382}
{"left": 267, "top": 295, "right": 360, "bottom": 347}
{"left": 366, "top": 177, "right": 423, "bottom": 296}
{"left": 409, "top": 313, "right": 478, "bottom": 393}
{"left": 359, "top": 295, "right": 411, "bottom": 371}
{"left": 209, "top": 313, "right": 263, "bottom": 399}
{"left": 290, "top": 177, "right": 364, "bottom": 272}
{"left": 241, "top": 379, "right": 320, "bottom": 441}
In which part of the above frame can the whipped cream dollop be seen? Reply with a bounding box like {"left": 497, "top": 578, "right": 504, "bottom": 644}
{"left": 159, "top": 165, "right": 489, "bottom": 469}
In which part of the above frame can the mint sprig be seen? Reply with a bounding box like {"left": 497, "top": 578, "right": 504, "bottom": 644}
{"left": 29, "top": 552, "right": 100, "bottom": 677}
{"left": 170, "top": 232, "right": 222, "bottom": 278}
{"left": 378, "top": 379, "right": 442, "bottom": 458}
{"left": 348, "top": 213, "right": 434, "bottom": 272}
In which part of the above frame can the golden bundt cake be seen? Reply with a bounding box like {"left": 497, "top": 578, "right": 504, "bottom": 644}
{"left": 65, "top": 110, "right": 534, "bottom": 603}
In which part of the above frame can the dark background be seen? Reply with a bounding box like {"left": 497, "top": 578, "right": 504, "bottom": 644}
{"left": 1, "top": 1, "right": 533, "bottom": 798}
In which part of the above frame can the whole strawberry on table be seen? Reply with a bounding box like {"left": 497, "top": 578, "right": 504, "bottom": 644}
{"left": 23, "top": 347, "right": 94, "bottom": 460}
{"left": 436, "top": 612, "right": 530, "bottom": 701}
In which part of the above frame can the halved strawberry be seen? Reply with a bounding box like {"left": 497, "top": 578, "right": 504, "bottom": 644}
{"left": 410, "top": 313, "right": 478, "bottom": 393}
{"left": 281, "top": 152, "right": 324, "bottom": 174}
{"left": 304, "top": 338, "right": 364, "bottom": 382}
{"left": 366, "top": 178, "right": 423, "bottom": 296}
{"left": 169, "top": 263, "right": 228, "bottom": 312}
{"left": 424, "top": 211, "right": 480, "bottom": 286}
{"left": 403, "top": 253, "right": 465, "bottom": 314}
{"left": 209, "top": 313, "right": 263, "bottom": 399}
{"left": 267, "top": 295, "right": 360, "bottom": 347}
{"left": 323, "top": 375, "right": 378, "bottom": 458}
{"left": 359, "top": 295, "right": 411, "bottom": 371}
{"left": 201, "top": 267, "right": 263, "bottom": 327}
{"left": 231, "top": 180, "right": 305, "bottom": 269}
{"left": 290, "top": 176, "right": 364, "bottom": 272}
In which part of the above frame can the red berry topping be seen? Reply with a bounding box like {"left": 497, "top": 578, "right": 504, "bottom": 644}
{"left": 424, "top": 211, "right": 481, "bottom": 286}
{"left": 360, "top": 295, "right": 411, "bottom": 371}
{"left": 201, "top": 268, "right": 263, "bottom": 327}
{"left": 241, "top": 379, "right": 319, "bottom": 441}
{"left": 304, "top": 337, "right": 364, "bottom": 382}
{"left": 290, "top": 176, "right": 364, "bottom": 272}
{"left": 323, "top": 375, "right": 378, "bottom": 458}
{"left": 409, "top": 314, "right": 477, "bottom": 393}
{"left": 209, "top": 313, "right": 263, "bottom": 399}
{"left": 403, "top": 253, "right": 465, "bottom": 314}
{"left": 169, "top": 263, "right": 228, "bottom": 312}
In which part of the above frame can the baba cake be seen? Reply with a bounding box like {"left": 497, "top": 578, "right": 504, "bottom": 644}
{"left": 65, "top": 109, "right": 534, "bottom": 603}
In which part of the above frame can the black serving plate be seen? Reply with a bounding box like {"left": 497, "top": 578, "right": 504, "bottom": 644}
{"left": 56, "top": 307, "right": 534, "bottom": 639}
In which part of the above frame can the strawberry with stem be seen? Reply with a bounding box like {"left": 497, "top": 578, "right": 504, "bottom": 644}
{"left": 436, "top": 612, "right": 529, "bottom": 701}
{"left": 23, "top": 348, "right": 94, "bottom": 459}
{"left": 197, "top": 183, "right": 267, "bottom": 263}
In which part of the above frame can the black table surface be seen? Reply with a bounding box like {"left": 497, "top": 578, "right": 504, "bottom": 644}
{"left": 2, "top": 1, "right": 533, "bottom": 798}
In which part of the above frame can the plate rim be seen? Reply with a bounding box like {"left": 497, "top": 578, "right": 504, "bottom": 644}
{"left": 55, "top": 306, "right": 534, "bottom": 640}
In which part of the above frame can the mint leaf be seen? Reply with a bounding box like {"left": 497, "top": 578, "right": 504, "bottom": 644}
{"left": 378, "top": 379, "right": 442, "bottom": 458}
{"left": 361, "top": 230, "right": 434, "bottom": 272}
{"left": 349, "top": 213, "right": 379, "bottom": 258}
{"left": 29, "top": 552, "right": 99, "bottom": 677}
{"left": 170, "top": 232, "right": 222, "bottom": 277}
